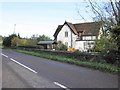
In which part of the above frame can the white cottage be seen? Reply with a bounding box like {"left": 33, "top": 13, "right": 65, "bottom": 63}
{"left": 53, "top": 21, "right": 102, "bottom": 51}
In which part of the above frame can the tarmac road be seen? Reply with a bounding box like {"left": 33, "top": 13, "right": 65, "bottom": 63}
{"left": 2, "top": 53, "right": 59, "bottom": 88}
{"left": 1, "top": 49, "right": 119, "bottom": 88}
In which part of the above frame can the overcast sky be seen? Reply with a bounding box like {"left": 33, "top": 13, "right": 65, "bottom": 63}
{"left": 0, "top": 0, "right": 106, "bottom": 39}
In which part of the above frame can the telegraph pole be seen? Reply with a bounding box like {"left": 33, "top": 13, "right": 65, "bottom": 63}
{"left": 13, "top": 24, "right": 16, "bottom": 34}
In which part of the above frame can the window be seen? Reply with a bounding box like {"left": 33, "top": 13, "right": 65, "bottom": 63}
{"left": 86, "top": 36, "right": 91, "bottom": 40}
{"left": 91, "top": 36, "right": 96, "bottom": 40}
{"left": 84, "top": 41, "right": 95, "bottom": 50}
{"left": 65, "top": 31, "right": 68, "bottom": 37}
{"left": 83, "top": 36, "right": 96, "bottom": 40}
{"left": 83, "top": 36, "right": 86, "bottom": 40}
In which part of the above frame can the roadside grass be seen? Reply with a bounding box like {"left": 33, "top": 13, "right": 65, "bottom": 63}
{"left": 14, "top": 49, "right": 119, "bottom": 74}
{"left": 0, "top": 46, "right": 3, "bottom": 48}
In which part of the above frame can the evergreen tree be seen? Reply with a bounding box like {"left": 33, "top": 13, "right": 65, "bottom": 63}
{"left": 3, "top": 34, "right": 17, "bottom": 47}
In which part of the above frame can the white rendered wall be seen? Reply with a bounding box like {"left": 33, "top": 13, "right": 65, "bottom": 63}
{"left": 57, "top": 24, "right": 100, "bottom": 51}
{"left": 75, "top": 41, "right": 84, "bottom": 51}
{"left": 57, "top": 24, "right": 77, "bottom": 48}
{"left": 72, "top": 32, "right": 77, "bottom": 48}
{"left": 75, "top": 41, "right": 95, "bottom": 51}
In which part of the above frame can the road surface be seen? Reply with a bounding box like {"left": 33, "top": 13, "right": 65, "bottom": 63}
{"left": 1, "top": 49, "right": 119, "bottom": 89}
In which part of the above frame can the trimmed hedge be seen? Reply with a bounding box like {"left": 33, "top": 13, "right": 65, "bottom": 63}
{"left": 17, "top": 45, "right": 44, "bottom": 49}
{"left": 16, "top": 47, "right": 102, "bottom": 63}
{"left": 100, "top": 50, "right": 120, "bottom": 64}
{"left": 15, "top": 47, "right": 120, "bottom": 65}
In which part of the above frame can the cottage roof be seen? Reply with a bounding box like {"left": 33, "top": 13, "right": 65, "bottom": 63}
{"left": 53, "top": 21, "right": 101, "bottom": 38}
{"left": 65, "top": 21, "right": 78, "bottom": 35}
{"left": 53, "top": 25, "right": 63, "bottom": 38}
{"left": 37, "top": 41, "right": 57, "bottom": 45}
{"left": 74, "top": 22, "right": 101, "bottom": 36}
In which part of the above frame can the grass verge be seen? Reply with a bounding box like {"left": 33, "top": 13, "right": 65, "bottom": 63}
{"left": 14, "top": 49, "right": 119, "bottom": 74}
{"left": 0, "top": 46, "right": 3, "bottom": 48}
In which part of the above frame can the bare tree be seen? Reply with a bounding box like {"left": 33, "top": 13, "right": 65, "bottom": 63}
{"left": 77, "top": 0, "right": 120, "bottom": 50}
{"left": 87, "top": 0, "right": 120, "bottom": 25}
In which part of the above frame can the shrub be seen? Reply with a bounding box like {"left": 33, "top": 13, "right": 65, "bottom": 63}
{"left": 100, "top": 50, "right": 120, "bottom": 64}
{"left": 3, "top": 34, "right": 17, "bottom": 47}
{"left": 94, "top": 35, "right": 118, "bottom": 52}
{"left": 18, "top": 45, "right": 44, "bottom": 49}
{"left": 53, "top": 41, "right": 67, "bottom": 51}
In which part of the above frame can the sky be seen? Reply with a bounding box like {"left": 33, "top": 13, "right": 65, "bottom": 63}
{"left": 0, "top": 0, "right": 106, "bottom": 39}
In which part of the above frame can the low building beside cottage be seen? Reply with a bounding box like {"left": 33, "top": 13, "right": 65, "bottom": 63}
{"left": 37, "top": 41, "right": 57, "bottom": 49}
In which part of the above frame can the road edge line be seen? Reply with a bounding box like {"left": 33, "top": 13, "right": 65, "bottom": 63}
{"left": 54, "top": 82, "right": 70, "bottom": 90}
{"left": 10, "top": 58, "right": 37, "bottom": 74}
{"left": 1, "top": 53, "right": 8, "bottom": 58}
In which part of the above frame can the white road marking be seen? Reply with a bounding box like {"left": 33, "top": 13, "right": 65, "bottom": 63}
{"left": 10, "top": 58, "right": 37, "bottom": 74}
{"left": 1, "top": 53, "right": 8, "bottom": 58}
{"left": 54, "top": 82, "right": 70, "bottom": 90}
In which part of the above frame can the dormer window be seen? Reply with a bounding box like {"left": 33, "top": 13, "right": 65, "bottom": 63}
{"left": 65, "top": 31, "right": 68, "bottom": 37}
{"left": 76, "top": 31, "right": 83, "bottom": 40}
{"left": 78, "top": 31, "right": 83, "bottom": 36}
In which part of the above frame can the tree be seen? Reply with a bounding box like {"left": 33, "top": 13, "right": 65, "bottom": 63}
{"left": 11, "top": 37, "right": 20, "bottom": 47}
{"left": 31, "top": 34, "right": 38, "bottom": 40}
{"left": 87, "top": 0, "right": 120, "bottom": 25}
{"left": 11, "top": 37, "right": 30, "bottom": 47}
{"left": 76, "top": 0, "right": 120, "bottom": 63}
{"left": 77, "top": 0, "right": 119, "bottom": 50}
{"left": 0, "top": 35, "right": 3, "bottom": 46}
{"left": 83, "top": 0, "right": 120, "bottom": 63}
{"left": 3, "top": 34, "right": 17, "bottom": 47}
{"left": 87, "top": 0, "right": 120, "bottom": 35}
{"left": 21, "top": 39, "right": 29, "bottom": 45}
{"left": 17, "top": 33, "right": 21, "bottom": 39}
{"left": 37, "top": 34, "right": 52, "bottom": 41}
{"left": 94, "top": 35, "right": 118, "bottom": 52}
{"left": 111, "top": 26, "right": 120, "bottom": 50}
{"left": 28, "top": 34, "right": 39, "bottom": 45}
{"left": 26, "top": 39, "right": 37, "bottom": 46}
{"left": 77, "top": 0, "right": 119, "bottom": 33}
